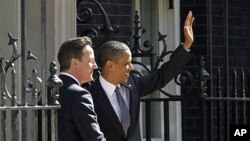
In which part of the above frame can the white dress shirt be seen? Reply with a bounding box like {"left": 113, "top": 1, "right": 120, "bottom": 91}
{"left": 99, "top": 75, "right": 130, "bottom": 121}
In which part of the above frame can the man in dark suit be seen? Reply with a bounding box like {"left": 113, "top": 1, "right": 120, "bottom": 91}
{"left": 87, "top": 11, "right": 194, "bottom": 141}
{"left": 57, "top": 37, "right": 106, "bottom": 141}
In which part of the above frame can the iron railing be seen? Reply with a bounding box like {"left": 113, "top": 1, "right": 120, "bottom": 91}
{"left": 0, "top": 33, "right": 62, "bottom": 141}
{"left": 140, "top": 60, "right": 250, "bottom": 141}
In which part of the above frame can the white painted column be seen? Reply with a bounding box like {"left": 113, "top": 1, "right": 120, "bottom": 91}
{"left": 158, "top": 0, "right": 182, "bottom": 141}
{"left": 48, "top": 0, "right": 76, "bottom": 68}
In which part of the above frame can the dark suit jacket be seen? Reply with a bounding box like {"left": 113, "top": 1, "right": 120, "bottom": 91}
{"left": 87, "top": 45, "right": 193, "bottom": 141}
{"left": 58, "top": 75, "right": 106, "bottom": 141}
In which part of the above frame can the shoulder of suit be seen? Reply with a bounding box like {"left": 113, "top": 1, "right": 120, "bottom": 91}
{"left": 68, "top": 84, "right": 89, "bottom": 94}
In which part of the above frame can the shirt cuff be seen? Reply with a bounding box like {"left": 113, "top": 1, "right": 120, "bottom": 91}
{"left": 181, "top": 43, "right": 190, "bottom": 52}
{"left": 184, "top": 48, "right": 190, "bottom": 52}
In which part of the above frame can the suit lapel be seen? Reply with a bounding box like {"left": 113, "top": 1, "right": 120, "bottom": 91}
{"left": 92, "top": 79, "right": 126, "bottom": 137}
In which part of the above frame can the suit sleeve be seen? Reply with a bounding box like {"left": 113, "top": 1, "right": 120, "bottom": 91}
{"left": 134, "top": 45, "right": 193, "bottom": 97}
{"left": 72, "top": 91, "right": 106, "bottom": 141}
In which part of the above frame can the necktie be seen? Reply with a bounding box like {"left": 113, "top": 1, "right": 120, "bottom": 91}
{"left": 115, "top": 86, "right": 130, "bottom": 136}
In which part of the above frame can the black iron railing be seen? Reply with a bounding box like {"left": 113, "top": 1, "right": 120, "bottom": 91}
{"left": 0, "top": 33, "right": 62, "bottom": 141}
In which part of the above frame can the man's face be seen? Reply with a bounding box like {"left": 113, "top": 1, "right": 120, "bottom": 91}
{"left": 75, "top": 45, "right": 97, "bottom": 84}
{"left": 111, "top": 49, "right": 133, "bottom": 84}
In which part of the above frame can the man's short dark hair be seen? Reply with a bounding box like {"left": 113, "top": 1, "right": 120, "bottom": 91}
{"left": 98, "top": 40, "right": 130, "bottom": 69}
{"left": 57, "top": 36, "right": 92, "bottom": 72}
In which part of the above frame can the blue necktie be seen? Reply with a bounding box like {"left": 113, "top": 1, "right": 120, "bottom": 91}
{"left": 115, "top": 86, "right": 130, "bottom": 136}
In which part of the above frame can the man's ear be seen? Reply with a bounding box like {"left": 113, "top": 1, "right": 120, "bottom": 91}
{"left": 71, "top": 58, "right": 78, "bottom": 67}
{"left": 106, "top": 60, "right": 114, "bottom": 70}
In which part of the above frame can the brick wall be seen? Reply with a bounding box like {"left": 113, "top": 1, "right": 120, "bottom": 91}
{"left": 77, "top": 0, "right": 132, "bottom": 47}
{"left": 180, "top": 0, "right": 250, "bottom": 140}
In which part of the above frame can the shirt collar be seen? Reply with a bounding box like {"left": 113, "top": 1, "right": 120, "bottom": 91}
{"left": 59, "top": 72, "right": 80, "bottom": 85}
{"left": 99, "top": 75, "right": 120, "bottom": 96}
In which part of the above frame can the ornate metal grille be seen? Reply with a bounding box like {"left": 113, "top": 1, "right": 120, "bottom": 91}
{"left": 0, "top": 33, "right": 62, "bottom": 141}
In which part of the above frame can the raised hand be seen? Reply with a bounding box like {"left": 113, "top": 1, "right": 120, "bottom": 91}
{"left": 183, "top": 11, "right": 195, "bottom": 49}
